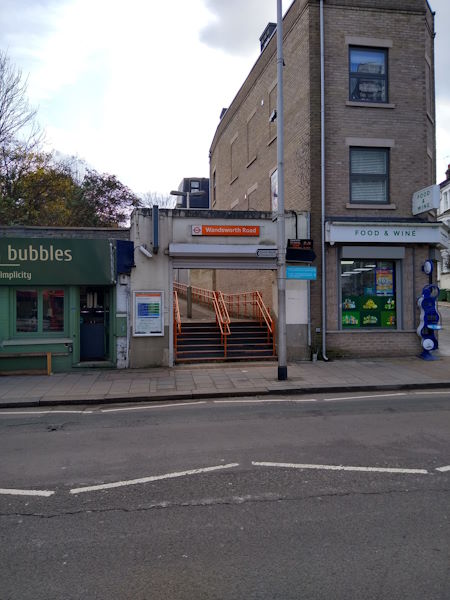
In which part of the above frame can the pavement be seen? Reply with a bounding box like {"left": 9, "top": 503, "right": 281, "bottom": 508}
{"left": 1, "top": 354, "right": 450, "bottom": 409}
{"left": 1, "top": 300, "right": 449, "bottom": 410}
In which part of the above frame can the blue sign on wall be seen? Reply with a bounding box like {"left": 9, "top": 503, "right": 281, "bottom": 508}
{"left": 286, "top": 266, "right": 317, "bottom": 280}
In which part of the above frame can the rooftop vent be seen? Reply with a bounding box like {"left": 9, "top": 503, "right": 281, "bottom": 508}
{"left": 259, "top": 22, "right": 276, "bottom": 52}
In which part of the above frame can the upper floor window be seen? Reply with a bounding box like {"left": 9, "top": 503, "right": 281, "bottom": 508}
{"left": 350, "top": 147, "right": 389, "bottom": 204}
{"left": 349, "top": 46, "right": 388, "bottom": 103}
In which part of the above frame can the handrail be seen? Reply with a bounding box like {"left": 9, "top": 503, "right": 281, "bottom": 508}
{"left": 173, "top": 290, "right": 181, "bottom": 354}
{"left": 254, "top": 291, "right": 276, "bottom": 355}
{"left": 172, "top": 282, "right": 275, "bottom": 356}
{"left": 213, "top": 291, "right": 231, "bottom": 357}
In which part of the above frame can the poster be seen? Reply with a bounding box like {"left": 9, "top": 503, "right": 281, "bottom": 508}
{"left": 133, "top": 291, "right": 164, "bottom": 336}
{"left": 376, "top": 268, "right": 394, "bottom": 296}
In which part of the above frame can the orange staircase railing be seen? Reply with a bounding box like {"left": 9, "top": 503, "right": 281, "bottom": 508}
{"left": 173, "top": 282, "right": 275, "bottom": 356}
{"left": 173, "top": 290, "right": 181, "bottom": 355}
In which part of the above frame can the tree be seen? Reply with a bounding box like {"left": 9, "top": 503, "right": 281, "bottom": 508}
{"left": 0, "top": 52, "right": 138, "bottom": 228}
{"left": 141, "top": 191, "right": 176, "bottom": 209}
{"left": 0, "top": 150, "right": 77, "bottom": 226}
{"left": 75, "top": 170, "right": 140, "bottom": 227}
{"left": 0, "top": 51, "right": 41, "bottom": 149}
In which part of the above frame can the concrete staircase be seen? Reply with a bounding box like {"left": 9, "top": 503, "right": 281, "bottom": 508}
{"left": 175, "top": 320, "right": 276, "bottom": 363}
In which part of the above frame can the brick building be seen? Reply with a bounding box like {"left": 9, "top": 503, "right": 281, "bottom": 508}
{"left": 209, "top": 0, "right": 447, "bottom": 359}
{"left": 437, "top": 164, "right": 450, "bottom": 289}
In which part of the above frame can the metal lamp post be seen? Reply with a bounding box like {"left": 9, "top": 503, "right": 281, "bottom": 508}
{"left": 276, "top": 0, "right": 288, "bottom": 381}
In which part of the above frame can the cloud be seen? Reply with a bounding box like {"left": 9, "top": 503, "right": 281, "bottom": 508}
{"left": 200, "top": 0, "right": 278, "bottom": 56}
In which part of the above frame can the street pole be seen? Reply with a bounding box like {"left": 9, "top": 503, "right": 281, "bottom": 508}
{"left": 276, "top": 0, "right": 287, "bottom": 381}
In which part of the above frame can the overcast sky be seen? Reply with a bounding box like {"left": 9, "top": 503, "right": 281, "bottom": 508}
{"left": 1, "top": 0, "right": 449, "bottom": 196}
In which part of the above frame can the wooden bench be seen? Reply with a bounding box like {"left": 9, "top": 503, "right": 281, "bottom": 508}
{"left": 0, "top": 351, "right": 69, "bottom": 375}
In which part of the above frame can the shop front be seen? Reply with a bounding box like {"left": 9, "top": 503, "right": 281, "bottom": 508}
{"left": 0, "top": 236, "right": 121, "bottom": 373}
{"left": 325, "top": 221, "right": 448, "bottom": 358}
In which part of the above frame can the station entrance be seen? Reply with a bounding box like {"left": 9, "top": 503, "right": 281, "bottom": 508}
{"left": 172, "top": 268, "right": 277, "bottom": 363}
{"left": 128, "top": 208, "right": 310, "bottom": 368}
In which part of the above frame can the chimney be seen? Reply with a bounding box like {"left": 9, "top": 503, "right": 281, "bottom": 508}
{"left": 446, "top": 164, "right": 450, "bottom": 180}
{"left": 259, "top": 22, "right": 276, "bottom": 52}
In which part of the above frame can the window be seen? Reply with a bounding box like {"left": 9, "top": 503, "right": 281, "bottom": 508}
{"left": 425, "top": 60, "right": 433, "bottom": 116}
{"left": 15, "top": 288, "right": 65, "bottom": 335}
{"left": 212, "top": 170, "right": 216, "bottom": 206}
{"left": 349, "top": 46, "right": 388, "bottom": 103}
{"left": 269, "top": 85, "right": 277, "bottom": 139}
{"left": 247, "top": 112, "right": 257, "bottom": 163}
{"left": 350, "top": 147, "right": 389, "bottom": 204}
{"left": 341, "top": 260, "right": 396, "bottom": 329}
{"left": 230, "top": 137, "right": 239, "bottom": 182}
{"left": 270, "top": 169, "right": 278, "bottom": 214}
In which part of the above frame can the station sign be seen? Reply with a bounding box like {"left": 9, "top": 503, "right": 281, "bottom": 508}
{"left": 257, "top": 248, "right": 277, "bottom": 258}
{"left": 286, "top": 238, "right": 316, "bottom": 262}
{"left": 191, "top": 225, "right": 260, "bottom": 237}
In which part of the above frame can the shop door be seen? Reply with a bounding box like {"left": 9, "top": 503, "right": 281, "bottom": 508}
{"left": 80, "top": 287, "right": 110, "bottom": 361}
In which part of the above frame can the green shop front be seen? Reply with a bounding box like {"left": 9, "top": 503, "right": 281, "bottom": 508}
{"left": 0, "top": 237, "right": 122, "bottom": 373}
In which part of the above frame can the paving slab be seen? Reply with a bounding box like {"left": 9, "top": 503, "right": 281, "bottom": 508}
{"left": 1, "top": 355, "right": 450, "bottom": 408}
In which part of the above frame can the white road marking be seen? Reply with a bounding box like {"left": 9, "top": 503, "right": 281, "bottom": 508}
{"left": 213, "top": 398, "right": 317, "bottom": 404}
{"left": 101, "top": 401, "right": 206, "bottom": 413}
{"left": 435, "top": 465, "right": 450, "bottom": 472}
{"left": 252, "top": 461, "right": 429, "bottom": 475}
{"left": 413, "top": 390, "right": 450, "bottom": 396}
{"left": 0, "top": 410, "right": 93, "bottom": 416}
{"left": 0, "top": 488, "right": 55, "bottom": 497}
{"left": 324, "top": 393, "right": 407, "bottom": 401}
{"left": 70, "top": 463, "right": 240, "bottom": 494}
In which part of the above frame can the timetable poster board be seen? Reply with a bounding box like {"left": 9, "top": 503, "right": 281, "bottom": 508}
{"left": 133, "top": 291, "right": 164, "bottom": 336}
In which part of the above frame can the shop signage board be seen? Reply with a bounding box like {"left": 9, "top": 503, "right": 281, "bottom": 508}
{"left": 411, "top": 184, "right": 440, "bottom": 215}
{"left": 286, "top": 266, "right": 317, "bottom": 280}
{"left": 326, "top": 222, "right": 448, "bottom": 246}
{"left": 191, "top": 225, "right": 260, "bottom": 237}
{"left": 0, "top": 238, "right": 113, "bottom": 285}
{"left": 133, "top": 291, "right": 164, "bottom": 336}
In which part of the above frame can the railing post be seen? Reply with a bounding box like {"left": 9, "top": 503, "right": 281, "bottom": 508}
{"left": 187, "top": 285, "right": 192, "bottom": 319}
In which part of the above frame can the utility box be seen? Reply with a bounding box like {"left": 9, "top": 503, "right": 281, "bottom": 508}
{"left": 115, "top": 314, "right": 128, "bottom": 337}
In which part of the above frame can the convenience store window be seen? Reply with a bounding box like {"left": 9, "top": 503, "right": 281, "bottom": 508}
{"left": 340, "top": 260, "right": 396, "bottom": 329}
{"left": 15, "top": 288, "right": 65, "bottom": 335}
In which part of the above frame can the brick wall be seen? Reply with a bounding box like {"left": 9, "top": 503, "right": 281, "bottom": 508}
{"left": 208, "top": 0, "right": 435, "bottom": 359}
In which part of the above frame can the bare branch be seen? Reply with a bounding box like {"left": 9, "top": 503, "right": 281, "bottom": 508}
{"left": 0, "top": 51, "right": 41, "bottom": 147}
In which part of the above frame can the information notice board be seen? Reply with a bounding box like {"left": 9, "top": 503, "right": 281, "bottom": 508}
{"left": 133, "top": 291, "right": 164, "bottom": 336}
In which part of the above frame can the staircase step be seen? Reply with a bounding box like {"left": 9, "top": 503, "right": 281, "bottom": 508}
{"left": 175, "top": 318, "right": 275, "bottom": 364}
{"left": 175, "top": 355, "right": 277, "bottom": 364}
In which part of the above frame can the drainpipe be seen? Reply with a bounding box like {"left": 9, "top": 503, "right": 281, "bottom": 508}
{"left": 320, "top": 0, "right": 329, "bottom": 361}
{"left": 276, "top": 0, "right": 288, "bottom": 380}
